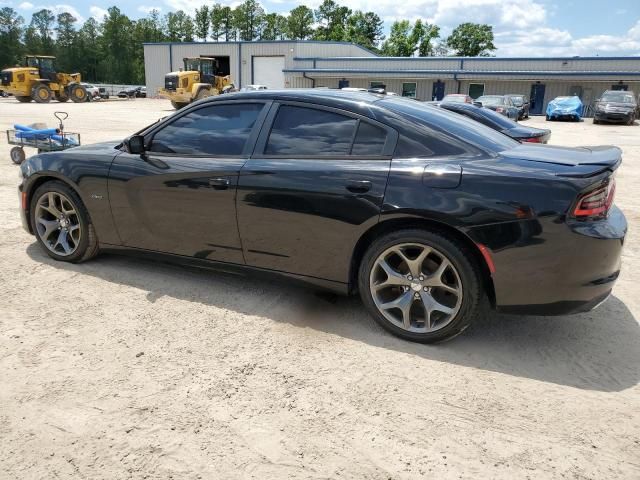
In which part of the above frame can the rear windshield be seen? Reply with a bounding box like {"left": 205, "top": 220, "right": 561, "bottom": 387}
{"left": 446, "top": 105, "right": 516, "bottom": 130}
{"left": 509, "top": 96, "right": 524, "bottom": 106}
{"left": 384, "top": 98, "right": 518, "bottom": 153}
{"left": 601, "top": 92, "right": 635, "bottom": 104}
{"left": 477, "top": 96, "right": 504, "bottom": 106}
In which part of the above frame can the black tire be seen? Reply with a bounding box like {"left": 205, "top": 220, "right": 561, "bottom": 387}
{"left": 29, "top": 181, "right": 99, "bottom": 263}
{"left": 32, "top": 84, "right": 52, "bottom": 103}
{"left": 545, "top": 115, "right": 550, "bottom": 121}
{"left": 358, "top": 229, "right": 483, "bottom": 343}
{"left": 593, "top": 119, "right": 600, "bottom": 125}
{"left": 16, "top": 96, "right": 32, "bottom": 103}
{"left": 69, "top": 84, "right": 88, "bottom": 103}
{"left": 56, "top": 94, "right": 69, "bottom": 103}
{"left": 10, "top": 147, "right": 25, "bottom": 165}
{"left": 171, "top": 100, "right": 188, "bottom": 109}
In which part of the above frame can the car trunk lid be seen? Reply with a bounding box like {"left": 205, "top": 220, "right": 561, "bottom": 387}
{"left": 501, "top": 144, "right": 621, "bottom": 177}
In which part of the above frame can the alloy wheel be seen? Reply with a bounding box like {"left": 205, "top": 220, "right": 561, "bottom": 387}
{"left": 369, "top": 243, "right": 463, "bottom": 333}
{"left": 34, "top": 191, "right": 82, "bottom": 256}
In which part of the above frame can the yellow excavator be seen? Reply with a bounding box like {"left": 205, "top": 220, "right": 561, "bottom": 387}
{"left": 0, "top": 55, "right": 87, "bottom": 103}
{"left": 158, "top": 56, "right": 235, "bottom": 109}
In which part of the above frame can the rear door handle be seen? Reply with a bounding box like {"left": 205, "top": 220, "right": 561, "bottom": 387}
{"left": 346, "top": 180, "right": 372, "bottom": 193}
{"left": 209, "top": 177, "right": 230, "bottom": 190}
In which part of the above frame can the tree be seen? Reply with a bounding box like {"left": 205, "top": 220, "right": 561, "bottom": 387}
{"left": 380, "top": 20, "right": 415, "bottom": 56}
{"left": 446, "top": 22, "right": 496, "bottom": 56}
{"left": 194, "top": 5, "right": 209, "bottom": 41}
{"left": 345, "top": 11, "right": 383, "bottom": 51}
{"left": 411, "top": 19, "right": 440, "bottom": 56}
{"left": 314, "top": 0, "right": 351, "bottom": 41}
{"left": 211, "top": 5, "right": 235, "bottom": 41}
{"left": 99, "top": 7, "right": 133, "bottom": 82}
{"left": 29, "top": 9, "right": 55, "bottom": 54}
{"left": 286, "top": 6, "right": 314, "bottom": 40}
{"left": 261, "top": 13, "right": 287, "bottom": 40}
{"left": 165, "top": 10, "right": 194, "bottom": 42}
{"left": 55, "top": 12, "right": 78, "bottom": 72}
{"left": 76, "top": 18, "right": 101, "bottom": 81}
{"left": 0, "top": 7, "right": 24, "bottom": 67}
{"left": 233, "top": 0, "right": 265, "bottom": 41}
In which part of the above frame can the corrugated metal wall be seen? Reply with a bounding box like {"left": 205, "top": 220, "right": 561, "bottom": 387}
{"left": 144, "top": 41, "right": 374, "bottom": 93}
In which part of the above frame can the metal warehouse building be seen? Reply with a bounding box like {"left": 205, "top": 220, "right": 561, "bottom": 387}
{"left": 143, "top": 41, "right": 640, "bottom": 115}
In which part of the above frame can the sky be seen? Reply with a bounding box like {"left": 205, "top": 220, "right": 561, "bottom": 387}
{"left": 5, "top": 0, "right": 640, "bottom": 56}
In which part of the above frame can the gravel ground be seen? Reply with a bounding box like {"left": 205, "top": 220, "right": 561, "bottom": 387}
{"left": 0, "top": 97, "right": 639, "bottom": 479}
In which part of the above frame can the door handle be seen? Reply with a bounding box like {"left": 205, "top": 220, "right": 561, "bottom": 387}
{"left": 209, "top": 177, "right": 230, "bottom": 190}
{"left": 346, "top": 180, "right": 372, "bottom": 193}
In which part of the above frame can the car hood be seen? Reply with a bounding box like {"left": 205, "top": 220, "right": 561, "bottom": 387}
{"left": 64, "top": 140, "right": 123, "bottom": 153}
{"left": 597, "top": 101, "right": 636, "bottom": 109}
{"left": 502, "top": 144, "right": 621, "bottom": 171}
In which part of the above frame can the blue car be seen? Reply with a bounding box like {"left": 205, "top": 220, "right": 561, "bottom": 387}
{"left": 546, "top": 96, "right": 583, "bottom": 122}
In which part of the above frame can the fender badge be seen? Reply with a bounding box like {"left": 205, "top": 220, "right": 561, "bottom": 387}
{"left": 90, "top": 194, "right": 103, "bottom": 200}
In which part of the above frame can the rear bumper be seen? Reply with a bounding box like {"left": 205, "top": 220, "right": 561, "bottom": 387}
{"left": 469, "top": 206, "right": 626, "bottom": 316}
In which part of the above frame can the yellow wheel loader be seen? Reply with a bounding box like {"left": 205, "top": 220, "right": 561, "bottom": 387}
{"left": 158, "top": 56, "right": 235, "bottom": 109}
{"left": 0, "top": 55, "right": 87, "bottom": 104}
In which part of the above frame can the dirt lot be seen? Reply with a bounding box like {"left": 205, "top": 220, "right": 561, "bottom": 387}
{"left": 0, "top": 97, "right": 639, "bottom": 479}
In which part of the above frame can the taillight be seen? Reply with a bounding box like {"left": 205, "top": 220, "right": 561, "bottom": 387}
{"left": 496, "top": 107, "right": 504, "bottom": 113}
{"left": 573, "top": 178, "right": 616, "bottom": 219}
{"left": 522, "top": 137, "right": 542, "bottom": 143}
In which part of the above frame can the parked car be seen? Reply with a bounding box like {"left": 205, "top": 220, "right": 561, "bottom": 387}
{"left": 546, "top": 96, "right": 583, "bottom": 122}
{"left": 0, "top": 89, "right": 10, "bottom": 97}
{"left": 241, "top": 85, "right": 268, "bottom": 91}
{"left": 442, "top": 94, "right": 473, "bottom": 104}
{"left": 98, "top": 87, "right": 110, "bottom": 100}
{"left": 593, "top": 90, "right": 637, "bottom": 125}
{"left": 437, "top": 101, "right": 551, "bottom": 143}
{"left": 505, "top": 94, "right": 530, "bottom": 119}
{"left": 18, "top": 90, "right": 626, "bottom": 344}
{"left": 475, "top": 95, "right": 519, "bottom": 120}
{"left": 118, "top": 86, "right": 145, "bottom": 98}
{"left": 80, "top": 83, "right": 100, "bottom": 100}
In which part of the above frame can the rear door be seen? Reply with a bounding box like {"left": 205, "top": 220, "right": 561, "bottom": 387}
{"left": 236, "top": 102, "right": 397, "bottom": 283}
{"left": 108, "top": 101, "right": 269, "bottom": 263}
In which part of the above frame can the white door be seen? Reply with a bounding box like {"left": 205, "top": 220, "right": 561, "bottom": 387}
{"left": 252, "top": 56, "right": 285, "bottom": 89}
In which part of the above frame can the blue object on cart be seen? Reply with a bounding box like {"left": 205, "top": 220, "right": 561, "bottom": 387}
{"left": 546, "top": 96, "right": 583, "bottom": 120}
{"left": 14, "top": 124, "right": 78, "bottom": 146}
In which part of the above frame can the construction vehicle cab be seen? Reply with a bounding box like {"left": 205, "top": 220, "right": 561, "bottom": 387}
{"left": 158, "top": 56, "right": 235, "bottom": 109}
{"left": 0, "top": 55, "right": 87, "bottom": 104}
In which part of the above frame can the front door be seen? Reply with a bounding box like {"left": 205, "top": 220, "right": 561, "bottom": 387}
{"left": 432, "top": 80, "right": 445, "bottom": 101}
{"left": 237, "top": 103, "right": 395, "bottom": 283}
{"left": 108, "top": 101, "right": 268, "bottom": 263}
{"left": 529, "top": 83, "right": 546, "bottom": 115}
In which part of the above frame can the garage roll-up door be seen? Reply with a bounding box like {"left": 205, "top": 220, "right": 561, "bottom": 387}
{"left": 252, "top": 56, "right": 285, "bottom": 89}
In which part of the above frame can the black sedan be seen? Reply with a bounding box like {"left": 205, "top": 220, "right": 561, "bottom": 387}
{"left": 437, "top": 102, "right": 551, "bottom": 143}
{"left": 505, "top": 94, "right": 529, "bottom": 119}
{"left": 594, "top": 90, "right": 637, "bottom": 125}
{"left": 18, "top": 90, "right": 626, "bottom": 343}
{"left": 476, "top": 95, "right": 520, "bottom": 120}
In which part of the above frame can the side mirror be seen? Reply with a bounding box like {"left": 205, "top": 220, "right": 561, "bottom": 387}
{"left": 126, "top": 134, "right": 145, "bottom": 155}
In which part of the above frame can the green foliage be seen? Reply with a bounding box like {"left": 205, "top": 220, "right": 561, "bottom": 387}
{"left": 446, "top": 22, "right": 496, "bottom": 57}
{"left": 0, "top": 2, "right": 498, "bottom": 85}
{"left": 287, "top": 6, "right": 314, "bottom": 40}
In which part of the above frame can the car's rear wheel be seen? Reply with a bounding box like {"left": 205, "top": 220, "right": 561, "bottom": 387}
{"left": 358, "top": 229, "right": 482, "bottom": 343}
{"left": 30, "top": 181, "right": 98, "bottom": 263}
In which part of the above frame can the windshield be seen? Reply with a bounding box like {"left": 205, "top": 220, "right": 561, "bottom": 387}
{"left": 477, "top": 96, "right": 504, "bottom": 106}
{"left": 601, "top": 92, "right": 635, "bottom": 104}
{"left": 385, "top": 98, "right": 518, "bottom": 153}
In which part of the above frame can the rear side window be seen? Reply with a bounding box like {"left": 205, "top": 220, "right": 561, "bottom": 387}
{"left": 352, "top": 121, "right": 387, "bottom": 155}
{"left": 150, "top": 103, "right": 263, "bottom": 155}
{"left": 265, "top": 105, "right": 356, "bottom": 155}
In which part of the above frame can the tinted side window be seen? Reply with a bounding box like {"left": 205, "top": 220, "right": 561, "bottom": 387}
{"left": 265, "top": 105, "right": 357, "bottom": 155}
{"left": 150, "top": 103, "right": 263, "bottom": 155}
{"left": 352, "top": 121, "right": 387, "bottom": 155}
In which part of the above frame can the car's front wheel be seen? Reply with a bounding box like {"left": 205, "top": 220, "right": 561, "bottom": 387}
{"left": 358, "top": 229, "right": 482, "bottom": 343}
{"left": 30, "top": 181, "right": 98, "bottom": 263}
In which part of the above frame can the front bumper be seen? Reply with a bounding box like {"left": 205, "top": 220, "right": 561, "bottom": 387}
{"left": 594, "top": 111, "right": 634, "bottom": 123}
{"left": 470, "top": 206, "right": 627, "bottom": 316}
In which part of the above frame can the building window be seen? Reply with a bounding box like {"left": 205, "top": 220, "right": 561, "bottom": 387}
{"left": 370, "top": 81, "right": 385, "bottom": 89}
{"left": 468, "top": 83, "right": 485, "bottom": 99}
{"left": 402, "top": 82, "right": 417, "bottom": 98}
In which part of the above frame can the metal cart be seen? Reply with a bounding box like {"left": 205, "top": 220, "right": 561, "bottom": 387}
{"left": 7, "top": 112, "right": 80, "bottom": 165}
